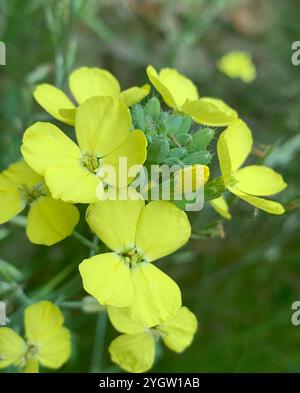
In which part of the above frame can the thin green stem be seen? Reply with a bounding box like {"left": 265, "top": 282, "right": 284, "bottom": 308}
{"left": 72, "top": 230, "right": 99, "bottom": 251}
{"left": 90, "top": 311, "right": 108, "bottom": 373}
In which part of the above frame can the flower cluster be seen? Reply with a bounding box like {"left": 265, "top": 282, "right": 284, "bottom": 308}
{"left": 0, "top": 64, "right": 286, "bottom": 373}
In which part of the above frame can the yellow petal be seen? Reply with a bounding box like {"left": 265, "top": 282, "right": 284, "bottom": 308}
{"left": 23, "top": 357, "right": 39, "bottom": 373}
{"left": 45, "top": 166, "right": 101, "bottom": 204}
{"left": 75, "top": 96, "right": 131, "bottom": 156}
{"left": 86, "top": 197, "right": 144, "bottom": 253}
{"left": 158, "top": 306, "right": 198, "bottom": 353}
{"left": 182, "top": 97, "right": 238, "bottom": 127}
{"left": 146, "top": 65, "right": 177, "bottom": 109}
{"left": 25, "top": 301, "right": 64, "bottom": 345}
{"left": 109, "top": 332, "right": 155, "bottom": 373}
{"left": 0, "top": 160, "right": 41, "bottom": 223}
{"left": 217, "top": 118, "right": 253, "bottom": 184}
{"left": 26, "top": 196, "right": 79, "bottom": 245}
{"left": 69, "top": 67, "right": 120, "bottom": 104}
{"left": 135, "top": 201, "right": 191, "bottom": 261}
{"left": 101, "top": 130, "right": 147, "bottom": 187}
{"left": 209, "top": 195, "right": 232, "bottom": 220}
{"left": 107, "top": 306, "right": 144, "bottom": 334}
{"left": 38, "top": 326, "right": 71, "bottom": 369}
{"left": 0, "top": 328, "right": 26, "bottom": 369}
{"left": 234, "top": 165, "right": 287, "bottom": 196}
{"left": 229, "top": 187, "right": 285, "bottom": 215}
{"left": 79, "top": 253, "right": 134, "bottom": 307}
{"left": 147, "top": 65, "right": 198, "bottom": 110}
{"left": 33, "top": 84, "right": 76, "bottom": 125}
{"left": 127, "top": 263, "right": 182, "bottom": 327}
{"left": 21, "top": 122, "right": 82, "bottom": 176}
{"left": 218, "top": 51, "right": 256, "bottom": 83}
{"left": 119, "top": 84, "right": 150, "bottom": 106}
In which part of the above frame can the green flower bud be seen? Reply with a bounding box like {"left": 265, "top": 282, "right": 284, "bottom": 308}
{"left": 183, "top": 151, "right": 212, "bottom": 165}
{"left": 191, "top": 128, "right": 215, "bottom": 151}
{"left": 168, "top": 115, "right": 182, "bottom": 135}
{"left": 171, "top": 133, "right": 193, "bottom": 148}
{"left": 131, "top": 104, "right": 145, "bottom": 130}
{"left": 144, "top": 97, "right": 161, "bottom": 119}
{"left": 179, "top": 116, "right": 192, "bottom": 134}
{"left": 204, "top": 177, "right": 225, "bottom": 201}
{"left": 164, "top": 157, "right": 184, "bottom": 166}
{"left": 158, "top": 112, "right": 169, "bottom": 135}
{"left": 168, "top": 147, "right": 188, "bottom": 159}
{"left": 147, "top": 139, "right": 170, "bottom": 164}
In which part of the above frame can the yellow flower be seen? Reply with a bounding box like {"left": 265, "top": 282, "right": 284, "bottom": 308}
{"left": 215, "top": 119, "right": 286, "bottom": 215}
{"left": 108, "top": 306, "right": 198, "bottom": 373}
{"left": 0, "top": 160, "right": 79, "bottom": 245}
{"left": 79, "top": 194, "right": 191, "bottom": 326}
{"left": 34, "top": 66, "right": 150, "bottom": 125}
{"left": 146, "top": 65, "right": 238, "bottom": 126}
{"left": 0, "top": 301, "right": 71, "bottom": 373}
{"left": 21, "top": 96, "right": 147, "bottom": 204}
{"left": 217, "top": 51, "right": 256, "bottom": 83}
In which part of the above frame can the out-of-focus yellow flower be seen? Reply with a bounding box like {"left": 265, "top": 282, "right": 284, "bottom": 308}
{"left": 34, "top": 67, "right": 150, "bottom": 125}
{"left": 21, "top": 96, "right": 147, "bottom": 204}
{"left": 217, "top": 51, "right": 256, "bottom": 83}
{"left": 215, "top": 119, "right": 286, "bottom": 215}
{"left": 0, "top": 301, "right": 71, "bottom": 373}
{"left": 108, "top": 306, "right": 198, "bottom": 373}
{"left": 146, "top": 65, "right": 238, "bottom": 126}
{"left": 79, "top": 193, "right": 191, "bottom": 326}
{"left": 0, "top": 160, "right": 79, "bottom": 245}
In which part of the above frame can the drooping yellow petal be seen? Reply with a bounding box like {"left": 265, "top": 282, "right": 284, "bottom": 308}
{"left": 229, "top": 187, "right": 285, "bottom": 215}
{"left": 109, "top": 332, "right": 155, "bottom": 373}
{"left": 158, "top": 306, "right": 198, "bottom": 353}
{"left": 119, "top": 84, "right": 150, "bottom": 107}
{"left": 69, "top": 67, "right": 120, "bottom": 104}
{"left": 86, "top": 197, "right": 144, "bottom": 253}
{"left": 0, "top": 328, "right": 26, "bottom": 369}
{"left": 101, "top": 130, "right": 147, "bottom": 187}
{"left": 26, "top": 196, "right": 79, "bottom": 245}
{"left": 75, "top": 96, "right": 131, "bottom": 156}
{"left": 33, "top": 84, "right": 76, "bottom": 125}
{"left": 79, "top": 253, "right": 134, "bottom": 307}
{"left": 107, "top": 306, "right": 144, "bottom": 334}
{"left": 21, "top": 122, "right": 82, "bottom": 176}
{"left": 23, "top": 357, "right": 39, "bottom": 373}
{"left": 45, "top": 166, "right": 101, "bottom": 204}
{"left": 217, "top": 118, "right": 253, "bottom": 184}
{"left": 182, "top": 97, "right": 238, "bottom": 127}
{"left": 0, "top": 160, "right": 43, "bottom": 224}
{"left": 218, "top": 51, "right": 256, "bottom": 83}
{"left": 127, "top": 262, "right": 182, "bottom": 327}
{"left": 135, "top": 201, "right": 191, "bottom": 261}
{"left": 209, "top": 195, "right": 232, "bottom": 220}
{"left": 37, "top": 326, "right": 71, "bottom": 369}
{"left": 25, "top": 301, "right": 64, "bottom": 345}
{"left": 147, "top": 65, "right": 198, "bottom": 110}
{"left": 234, "top": 165, "right": 287, "bottom": 196}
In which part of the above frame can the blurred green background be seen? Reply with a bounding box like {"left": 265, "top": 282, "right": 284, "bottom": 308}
{"left": 1, "top": 0, "right": 300, "bottom": 372}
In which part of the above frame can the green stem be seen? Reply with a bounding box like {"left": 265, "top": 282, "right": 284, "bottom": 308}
{"left": 10, "top": 215, "right": 27, "bottom": 228}
{"left": 58, "top": 301, "right": 83, "bottom": 309}
{"left": 90, "top": 312, "right": 108, "bottom": 373}
{"left": 72, "top": 230, "right": 99, "bottom": 251}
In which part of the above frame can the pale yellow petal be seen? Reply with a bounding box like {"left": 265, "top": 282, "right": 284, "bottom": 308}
{"left": 23, "top": 357, "right": 39, "bottom": 373}
{"left": 69, "top": 67, "right": 120, "bottom": 104}
{"left": 135, "top": 201, "right": 191, "bottom": 261}
{"left": 0, "top": 328, "right": 26, "bottom": 369}
{"left": 209, "top": 195, "right": 232, "bottom": 220}
{"left": 146, "top": 65, "right": 177, "bottom": 109}
{"left": 119, "top": 84, "right": 150, "bottom": 107}
{"left": 79, "top": 253, "right": 134, "bottom": 307}
{"left": 158, "top": 306, "right": 198, "bottom": 353}
{"left": 26, "top": 196, "right": 79, "bottom": 245}
{"left": 75, "top": 96, "right": 131, "bottom": 156}
{"left": 33, "top": 84, "right": 76, "bottom": 125}
{"left": 38, "top": 326, "right": 71, "bottom": 369}
{"left": 127, "top": 263, "right": 182, "bottom": 327}
{"left": 107, "top": 306, "right": 144, "bottom": 334}
{"left": 109, "top": 332, "right": 155, "bottom": 373}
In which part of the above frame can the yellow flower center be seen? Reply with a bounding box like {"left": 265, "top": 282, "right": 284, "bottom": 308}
{"left": 122, "top": 247, "right": 144, "bottom": 268}
{"left": 82, "top": 152, "right": 100, "bottom": 174}
{"left": 20, "top": 182, "right": 45, "bottom": 204}
{"left": 26, "top": 343, "right": 39, "bottom": 359}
